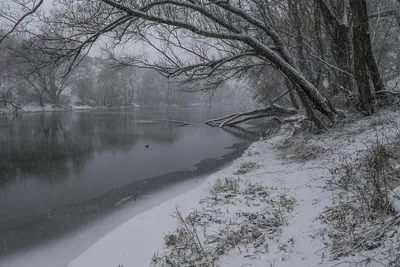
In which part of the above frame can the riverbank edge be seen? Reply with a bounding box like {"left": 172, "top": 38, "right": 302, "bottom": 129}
{"left": 0, "top": 141, "right": 254, "bottom": 259}
{"left": 0, "top": 104, "right": 110, "bottom": 115}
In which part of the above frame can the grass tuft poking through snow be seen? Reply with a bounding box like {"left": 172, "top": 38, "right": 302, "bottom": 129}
{"left": 151, "top": 176, "right": 296, "bottom": 267}
{"left": 321, "top": 126, "right": 400, "bottom": 264}
{"left": 234, "top": 162, "right": 260, "bottom": 175}
{"left": 277, "top": 138, "right": 326, "bottom": 163}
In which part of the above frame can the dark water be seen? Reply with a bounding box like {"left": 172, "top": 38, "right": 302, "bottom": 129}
{"left": 0, "top": 107, "right": 258, "bottom": 257}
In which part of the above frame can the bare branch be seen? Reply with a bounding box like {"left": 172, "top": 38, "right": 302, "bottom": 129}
{"left": 0, "top": 0, "right": 44, "bottom": 44}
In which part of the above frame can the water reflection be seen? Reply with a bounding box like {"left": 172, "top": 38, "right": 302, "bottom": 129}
{"left": 0, "top": 111, "right": 183, "bottom": 183}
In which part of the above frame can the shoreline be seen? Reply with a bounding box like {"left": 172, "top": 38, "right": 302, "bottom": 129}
{"left": 55, "top": 109, "right": 400, "bottom": 267}
{"left": 0, "top": 105, "right": 108, "bottom": 116}
{"left": 0, "top": 139, "right": 257, "bottom": 265}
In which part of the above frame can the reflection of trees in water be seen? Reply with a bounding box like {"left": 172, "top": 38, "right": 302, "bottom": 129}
{"left": 97, "top": 112, "right": 138, "bottom": 149}
{"left": 0, "top": 111, "right": 151, "bottom": 186}
{"left": 96, "top": 111, "right": 181, "bottom": 146}
{"left": 138, "top": 123, "right": 181, "bottom": 143}
{"left": 0, "top": 113, "right": 93, "bottom": 183}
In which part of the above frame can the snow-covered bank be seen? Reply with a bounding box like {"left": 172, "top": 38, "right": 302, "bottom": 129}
{"left": 0, "top": 104, "right": 106, "bottom": 114}
{"left": 62, "top": 110, "right": 400, "bottom": 266}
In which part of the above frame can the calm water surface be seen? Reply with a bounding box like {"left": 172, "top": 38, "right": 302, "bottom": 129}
{"left": 0, "top": 107, "right": 258, "bottom": 257}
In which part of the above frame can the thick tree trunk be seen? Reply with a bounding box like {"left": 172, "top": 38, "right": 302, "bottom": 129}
{"left": 289, "top": 0, "right": 313, "bottom": 81}
{"left": 350, "top": 0, "right": 374, "bottom": 115}
{"left": 51, "top": 92, "right": 58, "bottom": 104}
{"left": 364, "top": 29, "right": 386, "bottom": 93}
{"left": 355, "top": 0, "right": 386, "bottom": 93}
{"left": 296, "top": 88, "right": 327, "bottom": 130}
{"left": 315, "top": 0, "right": 353, "bottom": 93}
{"left": 331, "top": 26, "right": 353, "bottom": 93}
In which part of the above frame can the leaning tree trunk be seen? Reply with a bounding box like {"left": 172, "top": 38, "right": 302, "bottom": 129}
{"left": 281, "top": 63, "right": 337, "bottom": 123}
{"left": 284, "top": 79, "right": 300, "bottom": 110}
{"left": 244, "top": 38, "right": 338, "bottom": 129}
{"left": 350, "top": 0, "right": 374, "bottom": 115}
{"left": 295, "top": 87, "right": 327, "bottom": 130}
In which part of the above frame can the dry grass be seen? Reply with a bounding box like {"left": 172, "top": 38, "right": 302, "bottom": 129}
{"left": 151, "top": 178, "right": 296, "bottom": 267}
{"left": 234, "top": 162, "right": 259, "bottom": 175}
{"left": 278, "top": 138, "right": 325, "bottom": 163}
{"left": 320, "top": 131, "right": 400, "bottom": 263}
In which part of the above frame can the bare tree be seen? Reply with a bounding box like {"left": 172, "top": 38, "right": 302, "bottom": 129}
{"left": 3, "top": 0, "right": 392, "bottom": 128}
{"left": 0, "top": 0, "right": 44, "bottom": 44}
{"left": 117, "top": 67, "right": 137, "bottom": 106}
{"left": 11, "top": 38, "right": 78, "bottom": 106}
{"left": 41, "top": 0, "right": 344, "bottom": 129}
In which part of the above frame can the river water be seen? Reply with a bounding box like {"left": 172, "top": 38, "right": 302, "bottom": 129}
{"left": 0, "top": 106, "right": 259, "bottom": 260}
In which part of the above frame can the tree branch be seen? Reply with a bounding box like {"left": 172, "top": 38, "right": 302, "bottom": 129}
{"left": 0, "top": 0, "right": 44, "bottom": 44}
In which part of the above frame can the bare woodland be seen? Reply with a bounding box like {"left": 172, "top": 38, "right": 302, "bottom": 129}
{"left": 0, "top": 0, "right": 400, "bottom": 129}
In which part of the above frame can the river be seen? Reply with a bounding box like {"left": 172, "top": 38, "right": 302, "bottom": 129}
{"left": 0, "top": 106, "right": 259, "bottom": 263}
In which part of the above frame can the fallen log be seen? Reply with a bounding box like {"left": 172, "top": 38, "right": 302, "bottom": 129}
{"left": 220, "top": 114, "right": 241, "bottom": 127}
{"left": 205, "top": 113, "right": 238, "bottom": 126}
{"left": 205, "top": 104, "right": 298, "bottom": 128}
{"left": 151, "top": 117, "right": 192, "bottom": 126}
